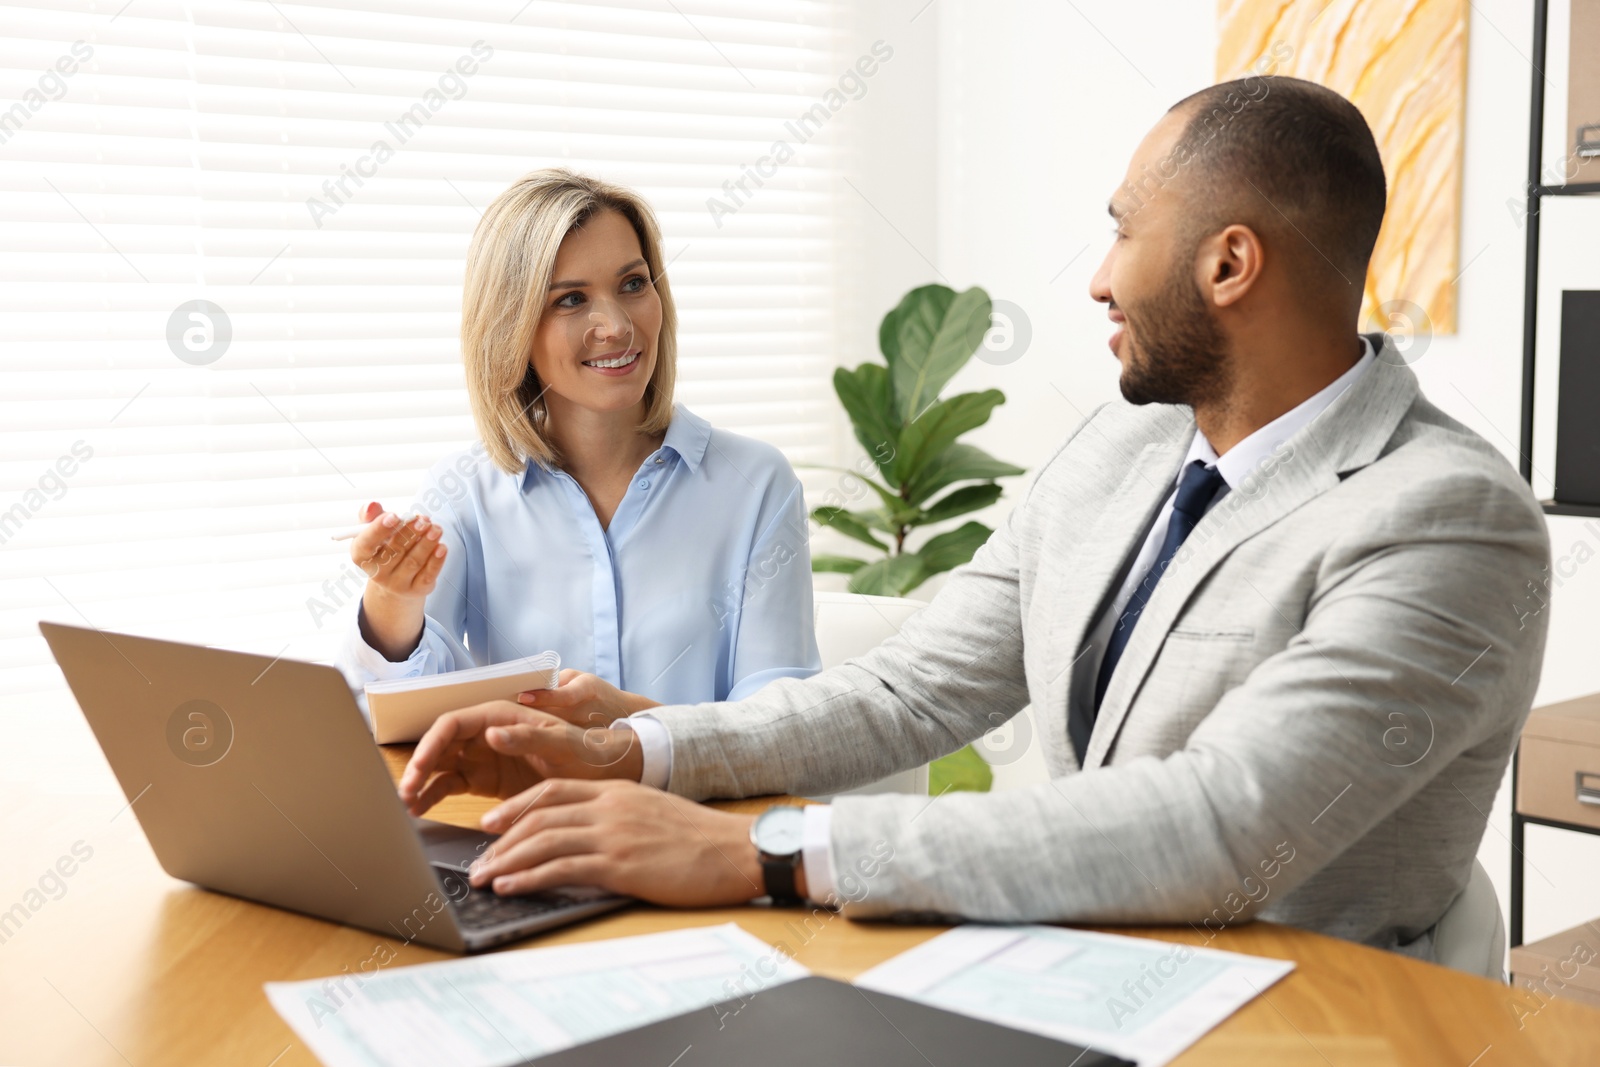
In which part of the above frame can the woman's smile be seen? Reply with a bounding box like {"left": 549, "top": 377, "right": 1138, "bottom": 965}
{"left": 582, "top": 347, "right": 642, "bottom": 376}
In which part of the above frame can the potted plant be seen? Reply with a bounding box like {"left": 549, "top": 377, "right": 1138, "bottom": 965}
{"left": 812, "top": 283, "right": 1025, "bottom": 792}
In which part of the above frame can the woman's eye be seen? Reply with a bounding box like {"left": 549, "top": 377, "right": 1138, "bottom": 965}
{"left": 622, "top": 274, "right": 648, "bottom": 293}
{"left": 554, "top": 291, "right": 584, "bottom": 309}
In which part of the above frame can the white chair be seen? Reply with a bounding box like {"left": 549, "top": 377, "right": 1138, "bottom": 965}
{"left": 1433, "top": 858, "right": 1507, "bottom": 981}
{"left": 807, "top": 591, "right": 930, "bottom": 798}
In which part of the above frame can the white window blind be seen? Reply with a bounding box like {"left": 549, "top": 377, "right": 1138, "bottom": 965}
{"left": 1, "top": 0, "right": 847, "bottom": 703}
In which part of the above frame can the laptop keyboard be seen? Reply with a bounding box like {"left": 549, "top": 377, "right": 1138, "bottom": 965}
{"left": 433, "top": 866, "right": 611, "bottom": 930}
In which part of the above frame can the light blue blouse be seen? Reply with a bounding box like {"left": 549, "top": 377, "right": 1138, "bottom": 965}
{"left": 337, "top": 404, "right": 820, "bottom": 713}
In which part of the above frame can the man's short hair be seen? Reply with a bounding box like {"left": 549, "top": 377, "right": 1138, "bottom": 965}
{"left": 1170, "top": 76, "right": 1387, "bottom": 290}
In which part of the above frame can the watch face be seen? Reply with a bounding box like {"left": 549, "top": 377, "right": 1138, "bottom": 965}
{"left": 753, "top": 806, "right": 805, "bottom": 856}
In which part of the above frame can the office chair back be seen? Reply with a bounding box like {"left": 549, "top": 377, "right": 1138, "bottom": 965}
{"left": 1433, "top": 858, "right": 1507, "bottom": 981}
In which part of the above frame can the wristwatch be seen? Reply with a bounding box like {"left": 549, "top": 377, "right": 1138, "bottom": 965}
{"left": 749, "top": 805, "right": 806, "bottom": 906}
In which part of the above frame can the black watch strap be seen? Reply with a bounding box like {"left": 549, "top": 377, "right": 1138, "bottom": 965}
{"left": 759, "top": 853, "right": 802, "bottom": 906}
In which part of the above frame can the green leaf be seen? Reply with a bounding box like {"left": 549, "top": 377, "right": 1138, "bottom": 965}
{"left": 847, "top": 475, "right": 920, "bottom": 528}
{"left": 833, "top": 364, "right": 900, "bottom": 478}
{"left": 847, "top": 553, "right": 929, "bottom": 597}
{"left": 811, "top": 554, "right": 867, "bottom": 575}
{"left": 894, "top": 389, "right": 1006, "bottom": 484}
{"left": 809, "top": 465, "right": 925, "bottom": 531}
{"left": 913, "top": 521, "right": 993, "bottom": 576}
{"left": 856, "top": 508, "right": 899, "bottom": 534}
{"left": 878, "top": 283, "right": 950, "bottom": 367}
{"left": 905, "top": 443, "right": 1025, "bottom": 507}
{"left": 888, "top": 286, "right": 993, "bottom": 424}
{"left": 805, "top": 466, "right": 913, "bottom": 521}
{"left": 918, "top": 483, "right": 1003, "bottom": 526}
{"left": 811, "top": 506, "right": 888, "bottom": 552}
{"left": 928, "top": 744, "right": 992, "bottom": 794}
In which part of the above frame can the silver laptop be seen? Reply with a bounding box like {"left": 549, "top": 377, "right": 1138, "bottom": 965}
{"left": 39, "top": 620, "right": 629, "bottom": 952}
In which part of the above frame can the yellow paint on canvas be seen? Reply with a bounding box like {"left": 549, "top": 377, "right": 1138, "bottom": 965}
{"left": 1218, "top": 0, "right": 1468, "bottom": 334}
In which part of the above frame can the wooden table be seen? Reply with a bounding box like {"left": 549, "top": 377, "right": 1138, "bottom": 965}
{"left": 3, "top": 748, "right": 1598, "bottom": 1067}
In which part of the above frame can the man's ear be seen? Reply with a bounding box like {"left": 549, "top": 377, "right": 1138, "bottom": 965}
{"left": 1197, "top": 223, "right": 1264, "bottom": 309}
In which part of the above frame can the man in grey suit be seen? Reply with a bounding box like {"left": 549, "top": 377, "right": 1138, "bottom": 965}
{"left": 398, "top": 77, "right": 1550, "bottom": 958}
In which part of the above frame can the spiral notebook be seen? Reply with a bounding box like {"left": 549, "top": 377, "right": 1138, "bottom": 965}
{"left": 363, "top": 651, "right": 561, "bottom": 743}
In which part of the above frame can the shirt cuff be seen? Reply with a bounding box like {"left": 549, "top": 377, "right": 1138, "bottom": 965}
{"left": 617, "top": 713, "right": 672, "bottom": 790}
{"left": 348, "top": 598, "right": 433, "bottom": 680}
{"left": 802, "top": 803, "right": 836, "bottom": 906}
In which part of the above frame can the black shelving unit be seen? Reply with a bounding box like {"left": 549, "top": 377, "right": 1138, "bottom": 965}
{"left": 1542, "top": 501, "right": 1600, "bottom": 518}
{"left": 1518, "top": 3, "right": 1600, "bottom": 493}
{"left": 1511, "top": 0, "right": 1600, "bottom": 949}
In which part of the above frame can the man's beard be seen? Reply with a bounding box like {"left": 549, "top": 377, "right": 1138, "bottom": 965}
{"left": 1116, "top": 257, "right": 1229, "bottom": 409}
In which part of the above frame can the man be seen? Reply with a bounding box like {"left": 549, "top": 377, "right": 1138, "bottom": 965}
{"left": 398, "top": 76, "right": 1550, "bottom": 958}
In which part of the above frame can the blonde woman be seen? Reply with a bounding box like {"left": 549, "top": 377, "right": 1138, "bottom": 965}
{"left": 338, "top": 169, "right": 819, "bottom": 729}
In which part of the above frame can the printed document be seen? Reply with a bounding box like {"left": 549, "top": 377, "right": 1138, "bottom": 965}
{"left": 854, "top": 924, "right": 1293, "bottom": 1066}
{"left": 266, "top": 922, "right": 804, "bottom": 1067}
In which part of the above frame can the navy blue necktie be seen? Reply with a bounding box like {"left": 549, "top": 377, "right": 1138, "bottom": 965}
{"left": 1072, "top": 459, "right": 1226, "bottom": 762}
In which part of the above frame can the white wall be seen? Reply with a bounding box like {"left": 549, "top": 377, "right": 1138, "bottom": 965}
{"left": 844, "top": 0, "right": 1599, "bottom": 944}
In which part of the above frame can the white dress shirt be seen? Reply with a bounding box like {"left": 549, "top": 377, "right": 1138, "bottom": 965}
{"left": 625, "top": 339, "right": 1375, "bottom": 904}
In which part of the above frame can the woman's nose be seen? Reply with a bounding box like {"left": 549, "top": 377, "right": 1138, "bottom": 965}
{"left": 586, "top": 297, "right": 631, "bottom": 341}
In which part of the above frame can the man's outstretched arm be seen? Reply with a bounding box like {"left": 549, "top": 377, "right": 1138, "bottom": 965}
{"left": 640, "top": 512, "right": 1033, "bottom": 802}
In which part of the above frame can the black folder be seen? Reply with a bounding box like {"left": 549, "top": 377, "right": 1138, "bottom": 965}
{"left": 519, "top": 975, "right": 1134, "bottom": 1066}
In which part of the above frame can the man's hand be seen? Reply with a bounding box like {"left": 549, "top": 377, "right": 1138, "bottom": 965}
{"left": 514, "top": 669, "right": 659, "bottom": 729}
{"left": 468, "top": 779, "right": 781, "bottom": 907}
{"left": 398, "top": 701, "right": 644, "bottom": 817}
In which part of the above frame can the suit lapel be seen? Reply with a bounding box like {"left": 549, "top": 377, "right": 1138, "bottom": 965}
{"left": 1040, "top": 425, "right": 1190, "bottom": 762}
{"left": 1080, "top": 336, "right": 1421, "bottom": 769}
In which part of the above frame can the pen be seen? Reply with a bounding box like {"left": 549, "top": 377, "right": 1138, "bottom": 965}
{"left": 329, "top": 514, "right": 419, "bottom": 541}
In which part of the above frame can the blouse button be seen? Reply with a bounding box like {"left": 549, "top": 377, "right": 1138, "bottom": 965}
{"left": 637, "top": 480, "right": 649, "bottom": 490}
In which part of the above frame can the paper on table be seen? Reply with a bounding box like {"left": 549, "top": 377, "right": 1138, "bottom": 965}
{"left": 364, "top": 651, "right": 560, "bottom": 744}
{"left": 265, "top": 923, "right": 806, "bottom": 1067}
{"left": 854, "top": 924, "right": 1293, "bottom": 1067}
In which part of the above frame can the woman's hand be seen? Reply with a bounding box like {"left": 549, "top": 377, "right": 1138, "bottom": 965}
{"left": 399, "top": 701, "right": 644, "bottom": 816}
{"left": 351, "top": 500, "right": 447, "bottom": 661}
{"left": 467, "top": 779, "right": 771, "bottom": 907}
{"left": 515, "top": 669, "right": 659, "bottom": 729}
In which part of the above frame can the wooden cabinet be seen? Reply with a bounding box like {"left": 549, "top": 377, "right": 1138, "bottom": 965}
{"left": 1510, "top": 919, "right": 1600, "bottom": 1010}
{"left": 1513, "top": 693, "right": 1600, "bottom": 945}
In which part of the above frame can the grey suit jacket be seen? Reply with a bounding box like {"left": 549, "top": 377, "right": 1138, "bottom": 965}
{"left": 655, "top": 335, "right": 1550, "bottom": 958}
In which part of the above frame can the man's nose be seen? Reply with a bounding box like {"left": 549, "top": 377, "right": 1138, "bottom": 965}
{"left": 1089, "top": 244, "right": 1115, "bottom": 304}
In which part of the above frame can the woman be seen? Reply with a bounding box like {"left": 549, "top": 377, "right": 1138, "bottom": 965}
{"left": 338, "top": 168, "right": 819, "bottom": 725}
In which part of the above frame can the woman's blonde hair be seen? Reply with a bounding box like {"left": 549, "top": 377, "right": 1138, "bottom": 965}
{"left": 461, "top": 168, "right": 678, "bottom": 473}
